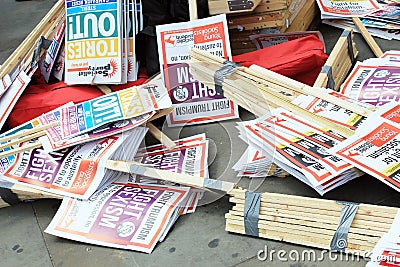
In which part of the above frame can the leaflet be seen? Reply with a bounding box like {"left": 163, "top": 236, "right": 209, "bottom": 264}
{"left": 316, "top": 0, "right": 382, "bottom": 18}
{"left": 156, "top": 14, "right": 238, "bottom": 127}
{"left": 45, "top": 183, "right": 190, "bottom": 253}
{"left": 340, "top": 61, "right": 400, "bottom": 107}
{"left": 1, "top": 133, "right": 129, "bottom": 199}
{"left": 65, "top": 0, "right": 123, "bottom": 84}
{"left": 59, "top": 79, "right": 171, "bottom": 139}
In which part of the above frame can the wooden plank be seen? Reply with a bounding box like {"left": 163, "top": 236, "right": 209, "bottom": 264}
{"left": 352, "top": 17, "right": 383, "bottom": 57}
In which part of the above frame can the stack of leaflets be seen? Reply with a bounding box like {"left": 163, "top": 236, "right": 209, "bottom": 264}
{"left": 64, "top": 0, "right": 142, "bottom": 84}
{"left": 322, "top": 3, "right": 400, "bottom": 41}
{"left": 156, "top": 14, "right": 239, "bottom": 127}
{"left": 235, "top": 106, "right": 363, "bottom": 195}
{"left": 340, "top": 50, "right": 400, "bottom": 106}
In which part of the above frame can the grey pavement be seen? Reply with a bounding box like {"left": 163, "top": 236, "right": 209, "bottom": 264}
{"left": 1, "top": 0, "right": 400, "bottom": 266}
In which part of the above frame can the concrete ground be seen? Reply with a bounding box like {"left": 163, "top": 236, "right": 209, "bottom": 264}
{"left": 1, "top": 0, "right": 400, "bottom": 266}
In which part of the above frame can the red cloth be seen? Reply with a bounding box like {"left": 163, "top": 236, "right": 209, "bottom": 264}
{"left": 232, "top": 35, "right": 328, "bottom": 86}
{"left": 7, "top": 69, "right": 149, "bottom": 128}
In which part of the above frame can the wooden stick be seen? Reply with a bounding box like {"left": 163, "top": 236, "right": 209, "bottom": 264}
{"left": 188, "top": 0, "right": 198, "bottom": 20}
{"left": 105, "top": 160, "right": 238, "bottom": 192}
{"left": 0, "top": 142, "right": 42, "bottom": 159}
{"left": 0, "top": 131, "right": 47, "bottom": 151}
{"left": 0, "top": 121, "right": 59, "bottom": 144}
{"left": 352, "top": 17, "right": 383, "bottom": 57}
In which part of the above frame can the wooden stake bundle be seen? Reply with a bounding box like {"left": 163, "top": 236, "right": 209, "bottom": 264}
{"left": 226, "top": 189, "right": 399, "bottom": 255}
{"left": 314, "top": 28, "right": 359, "bottom": 91}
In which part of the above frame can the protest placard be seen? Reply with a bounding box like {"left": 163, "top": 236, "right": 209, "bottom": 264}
{"left": 65, "top": 0, "right": 123, "bottom": 84}
{"left": 340, "top": 61, "right": 400, "bottom": 106}
{"left": 40, "top": 111, "right": 155, "bottom": 152}
{"left": 330, "top": 103, "right": 400, "bottom": 193}
{"left": 58, "top": 79, "right": 171, "bottom": 139}
{"left": 156, "top": 14, "right": 239, "bottom": 127}
{"left": 45, "top": 183, "right": 190, "bottom": 253}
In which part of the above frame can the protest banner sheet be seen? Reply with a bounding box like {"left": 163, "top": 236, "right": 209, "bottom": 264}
{"left": 330, "top": 102, "right": 400, "bottom": 193}
{"left": 65, "top": 0, "right": 123, "bottom": 84}
{"left": 40, "top": 21, "right": 66, "bottom": 82}
{"left": 58, "top": 79, "right": 171, "bottom": 139}
{"left": 316, "top": 0, "right": 382, "bottom": 18}
{"left": 156, "top": 14, "right": 239, "bottom": 127}
{"left": 340, "top": 61, "right": 400, "bottom": 106}
{"left": 45, "top": 183, "right": 190, "bottom": 253}
{"left": 1, "top": 131, "right": 140, "bottom": 199}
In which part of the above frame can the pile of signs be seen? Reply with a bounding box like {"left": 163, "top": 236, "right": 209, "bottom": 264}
{"left": 209, "top": 0, "right": 320, "bottom": 55}
{"left": 320, "top": 1, "right": 400, "bottom": 41}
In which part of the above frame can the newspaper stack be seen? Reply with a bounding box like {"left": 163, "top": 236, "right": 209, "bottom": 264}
{"left": 367, "top": 211, "right": 400, "bottom": 267}
{"left": 340, "top": 50, "right": 400, "bottom": 106}
{"left": 44, "top": 133, "right": 210, "bottom": 253}
{"left": 321, "top": 3, "right": 400, "bottom": 41}
{"left": 65, "top": 0, "right": 142, "bottom": 84}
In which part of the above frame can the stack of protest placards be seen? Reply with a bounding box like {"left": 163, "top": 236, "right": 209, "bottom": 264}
{"left": 64, "top": 0, "right": 140, "bottom": 84}
{"left": 234, "top": 107, "right": 363, "bottom": 195}
{"left": 340, "top": 51, "right": 400, "bottom": 106}
{"left": 41, "top": 132, "right": 211, "bottom": 253}
{"left": 156, "top": 14, "right": 239, "bottom": 127}
{"left": 322, "top": 4, "right": 400, "bottom": 41}
{"left": 0, "top": 127, "right": 147, "bottom": 199}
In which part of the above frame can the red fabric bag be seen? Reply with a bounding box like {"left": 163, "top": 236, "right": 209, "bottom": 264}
{"left": 232, "top": 35, "right": 328, "bottom": 86}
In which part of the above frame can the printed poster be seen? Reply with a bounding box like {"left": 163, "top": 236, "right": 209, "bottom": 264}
{"left": 156, "top": 14, "right": 239, "bottom": 127}
{"left": 45, "top": 183, "right": 189, "bottom": 253}
{"left": 65, "top": 0, "right": 123, "bottom": 84}
{"left": 340, "top": 62, "right": 400, "bottom": 106}
{"left": 316, "top": 0, "right": 382, "bottom": 18}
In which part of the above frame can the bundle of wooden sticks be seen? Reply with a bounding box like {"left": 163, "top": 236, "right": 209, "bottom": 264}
{"left": 226, "top": 189, "right": 398, "bottom": 255}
